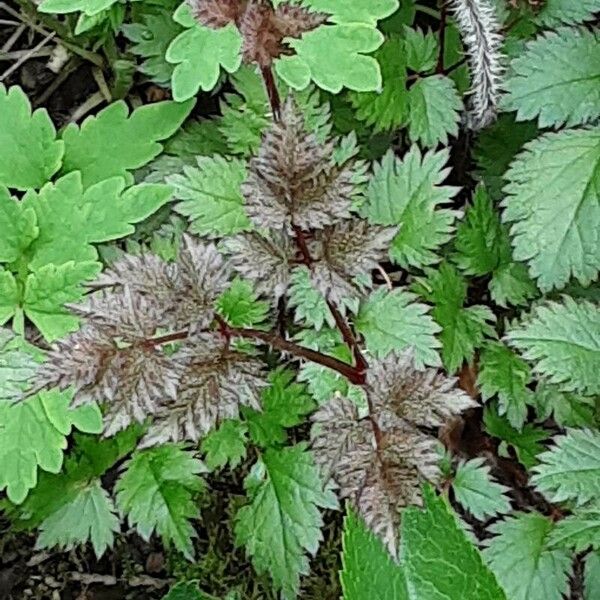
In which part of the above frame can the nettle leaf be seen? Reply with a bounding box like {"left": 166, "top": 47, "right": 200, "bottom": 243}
{"left": 116, "top": 445, "right": 207, "bottom": 559}
{"left": 166, "top": 4, "right": 242, "bottom": 102}
{"left": 406, "top": 75, "right": 462, "bottom": 147}
{"left": 478, "top": 342, "right": 532, "bottom": 430}
{"left": 365, "top": 147, "right": 459, "bottom": 269}
{"left": 533, "top": 383, "right": 596, "bottom": 429}
{"left": 506, "top": 298, "right": 600, "bottom": 396}
{"left": 402, "top": 489, "right": 506, "bottom": 600}
{"left": 413, "top": 263, "right": 496, "bottom": 374}
{"left": 60, "top": 99, "right": 194, "bottom": 187}
{"left": 201, "top": 419, "right": 248, "bottom": 471}
{"left": 242, "top": 370, "right": 315, "bottom": 448}
{"left": 234, "top": 444, "right": 338, "bottom": 600}
{"left": 36, "top": 480, "right": 119, "bottom": 558}
{"left": 0, "top": 389, "right": 102, "bottom": 504}
{"left": 168, "top": 155, "right": 250, "bottom": 237}
{"left": 504, "top": 28, "right": 600, "bottom": 128}
{"left": 0, "top": 329, "right": 39, "bottom": 402}
{"left": 39, "top": 0, "right": 117, "bottom": 16}
{"left": 341, "top": 509, "right": 408, "bottom": 600}
{"left": 502, "top": 127, "right": 600, "bottom": 291}
{"left": 355, "top": 288, "right": 441, "bottom": 368}
{"left": 484, "top": 512, "right": 573, "bottom": 600}
{"left": 452, "top": 458, "right": 511, "bottom": 521}
{"left": 548, "top": 508, "right": 600, "bottom": 553}
{"left": 0, "top": 85, "right": 63, "bottom": 190}
{"left": 216, "top": 279, "right": 269, "bottom": 328}
{"left": 536, "top": 0, "right": 600, "bottom": 26}
{"left": 531, "top": 429, "right": 600, "bottom": 507}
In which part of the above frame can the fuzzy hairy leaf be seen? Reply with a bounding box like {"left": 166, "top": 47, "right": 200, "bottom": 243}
{"left": 365, "top": 148, "right": 459, "bottom": 270}
{"left": 502, "top": 128, "right": 600, "bottom": 291}
{"left": 60, "top": 99, "right": 193, "bottom": 187}
{"left": 116, "top": 445, "right": 206, "bottom": 559}
{"left": 478, "top": 342, "right": 532, "bottom": 430}
{"left": 201, "top": 419, "right": 248, "bottom": 470}
{"left": 484, "top": 512, "right": 573, "bottom": 600}
{"left": 0, "top": 389, "right": 102, "bottom": 503}
{"left": 413, "top": 263, "right": 496, "bottom": 374}
{"left": 533, "top": 383, "right": 596, "bottom": 428}
{"left": 536, "top": 0, "right": 600, "bottom": 26}
{"left": 506, "top": 298, "right": 600, "bottom": 396}
{"left": 235, "top": 444, "right": 338, "bottom": 599}
{"left": 242, "top": 98, "right": 356, "bottom": 231}
{"left": 452, "top": 458, "right": 511, "bottom": 521}
{"left": 531, "top": 429, "right": 600, "bottom": 507}
{"left": 36, "top": 480, "right": 119, "bottom": 558}
{"left": 504, "top": 28, "right": 600, "bottom": 128}
{"left": 548, "top": 508, "right": 600, "bottom": 553}
{"left": 355, "top": 288, "right": 441, "bottom": 368}
{"left": 169, "top": 155, "right": 250, "bottom": 237}
{"left": 0, "top": 85, "right": 63, "bottom": 190}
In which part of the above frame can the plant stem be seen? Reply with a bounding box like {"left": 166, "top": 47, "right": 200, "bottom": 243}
{"left": 260, "top": 65, "right": 281, "bottom": 120}
{"left": 436, "top": 1, "right": 447, "bottom": 74}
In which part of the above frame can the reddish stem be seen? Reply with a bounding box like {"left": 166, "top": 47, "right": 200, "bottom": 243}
{"left": 436, "top": 2, "right": 447, "bottom": 74}
{"left": 260, "top": 65, "right": 281, "bottom": 121}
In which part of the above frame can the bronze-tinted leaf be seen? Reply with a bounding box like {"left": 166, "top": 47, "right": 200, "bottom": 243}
{"left": 187, "top": 0, "right": 246, "bottom": 28}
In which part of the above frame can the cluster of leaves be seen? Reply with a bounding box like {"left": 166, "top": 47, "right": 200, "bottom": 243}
{"left": 1, "top": 0, "right": 600, "bottom": 599}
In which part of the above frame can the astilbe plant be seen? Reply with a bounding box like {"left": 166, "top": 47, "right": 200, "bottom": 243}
{"left": 32, "top": 98, "right": 474, "bottom": 554}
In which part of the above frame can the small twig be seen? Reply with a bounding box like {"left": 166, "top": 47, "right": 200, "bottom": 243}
{"left": 92, "top": 65, "right": 112, "bottom": 102}
{"left": 376, "top": 265, "right": 393, "bottom": 291}
{"left": 69, "top": 90, "right": 105, "bottom": 123}
{"left": 34, "top": 56, "right": 79, "bottom": 106}
{"left": 69, "top": 572, "right": 117, "bottom": 586}
{"left": 0, "top": 30, "right": 55, "bottom": 82}
{"left": 1, "top": 23, "right": 25, "bottom": 52}
{"left": 0, "top": 47, "right": 52, "bottom": 61}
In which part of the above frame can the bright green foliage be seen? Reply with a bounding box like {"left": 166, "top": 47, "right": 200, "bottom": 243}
{"left": 288, "top": 267, "right": 336, "bottom": 331}
{"left": 201, "top": 420, "right": 248, "bottom": 471}
{"left": 452, "top": 458, "right": 511, "bottom": 521}
{"left": 533, "top": 384, "right": 596, "bottom": 428}
{"left": 484, "top": 407, "right": 548, "bottom": 469}
{"left": 404, "top": 27, "right": 438, "bottom": 72}
{"left": 531, "top": 429, "right": 600, "bottom": 506}
{"left": 0, "top": 329, "right": 39, "bottom": 402}
{"left": 364, "top": 147, "right": 459, "bottom": 269}
{"left": 0, "top": 389, "right": 102, "bottom": 503}
{"left": 585, "top": 552, "right": 600, "bottom": 600}
{"left": 162, "top": 582, "right": 207, "bottom": 600}
{"left": 242, "top": 370, "right": 315, "bottom": 448}
{"left": 166, "top": 4, "right": 242, "bottom": 102}
{"left": 406, "top": 75, "right": 462, "bottom": 147}
{"left": 115, "top": 445, "right": 207, "bottom": 559}
{"left": 478, "top": 342, "right": 533, "bottom": 430}
{"left": 413, "top": 263, "right": 496, "bottom": 373}
{"left": 504, "top": 28, "right": 600, "bottom": 127}
{"left": 39, "top": 0, "right": 117, "bottom": 15}
{"left": 340, "top": 509, "right": 408, "bottom": 600}
{"left": 454, "top": 186, "right": 536, "bottom": 307}
{"left": 355, "top": 288, "right": 441, "bottom": 367}
{"left": 507, "top": 298, "right": 600, "bottom": 396}
{"left": 0, "top": 186, "right": 39, "bottom": 263}
{"left": 0, "top": 85, "right": 63, "bottom": 190}
{"left": 169, "top": 155, "right": 250, "bottom": 237}
{"left": 300, "top": 0, "right": 399, "bottom": 24}
{"left": 536, "top": 0, "right": 600, "bottom": 26}
{"left": 235, "top": 444, "right": 338, "bottom": 600}
{"left": 60, "top": 99, "right": 194, "bottom": 187}
{"left": 400, "top": 487, "right": 506, "bottom": 600}
{"left": 502, "top": 128, "right": 600, "bottom": 291}
{"left": 484, "top": 513, "right": 573, "bottom": 600}
{"left": 548, "top": 508, "right": 600, "bottom": 553}
{"left": 36, "top": 481, "right": 120, "bottom": 558}
{"left": 216, "top": 279, "right": 269, "bottom": 328}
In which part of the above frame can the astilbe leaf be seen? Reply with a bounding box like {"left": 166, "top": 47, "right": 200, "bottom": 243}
{"left": 242, "top": 97, "right": 356, "bottom": 231}
{"left": 307, "top": 221, "right": 397, "bottom": 305}
{"left": 189, "top": 0, "right": 246, "bottom": 28}
{"left": 310, "top": 350, "right": 476, "bottom": 555}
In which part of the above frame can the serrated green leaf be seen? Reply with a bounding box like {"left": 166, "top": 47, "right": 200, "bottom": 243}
{"left": 401, "top": 487, "right": 506, "bottom": 600}
{"left": 234, "top": 445, "right": 338, "bottom": 599}
{"left": 161, "top": 582, "right": 207, "bottom": 600}
{"left": 0, "top": 186, "right": 39, "bottom": 263}
{"left": 531, "top": 429, "right": 600, "bottom": 507}
{"left": 276, "top": 24, "right": 384, "bottom": 93}
{"left": 536, "top": 0, "right": 600, "bottom": 26}
{"left": 0, "top": 389, "right": 102, "bottom": 504}
{"left": 0, "top": 270, "right": 18, "bottom": 325}
{"left": 548, "top": 509, "right": 600, "bottom": 553}
{"left": 452, "top": 458, "right": 511, "bottom": 521}
{"left": 504, "top": 28, "right": 600, "bottom": 127}
{"left": 506, "top": 298, "right": 600, "bottom": 396}
{"left": 484, "top": 512, "right": 573, "bottom": 600}
{"left": 403, "top": 26, "right": 438, "bottom": 72}
{"left": 167, "top": 5, "right": 242, "bottom": 102}
{"left": 0, "top": 329, "right": 39, "bottom": 402}
{"left": 413, "top": 263, "right": 496, "bottom": 374}
{"left": 364, "top": 147, "right": 459, "bottom": 269}
{"left": 169, "top": 155, "right": 250, "bottom": 237}
{"left": 36, "top": 480, "right": 119, "bottom": 558}
{"left": 216, "top": 279, "right": 269, "bottom": 328}
{"left": 584, "top": 551, "right": 600, "bottom": 600}
{"left": 483, "top": 406, "right": 548, "bottom": 469}
{"left": 242, "top": 370, "right": 315, "bottom": 448}
{"left": 60, "top": 99, "right": 194, "bottom": 187}
{"left": 0, "top": 85, "right": 63, "bottom": 190}
{"left": 340, "top": 508, "right": 408, "bottom": 600}
{"left": 478, "top": 342, "right": 532, "bottom": 430}
{"left": 116, "top": 445, "right": 207, "bottom": 559}
{"left": 407, "top": 75, "right": 461, "bottom": 147}
{"left": 355, "top": 287, "right": 441, "bottom": 367}
{"left": 533, "top": 383, "right": 596, "bottom": 428}
{"left": 201, "top": 419, "right": 248, "bottom": 471}
{"left": 288, "top": 267, "right": 335, "bottom": 331}
{"left": 502, "top": 128, "right": 600, "bottom": 291}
